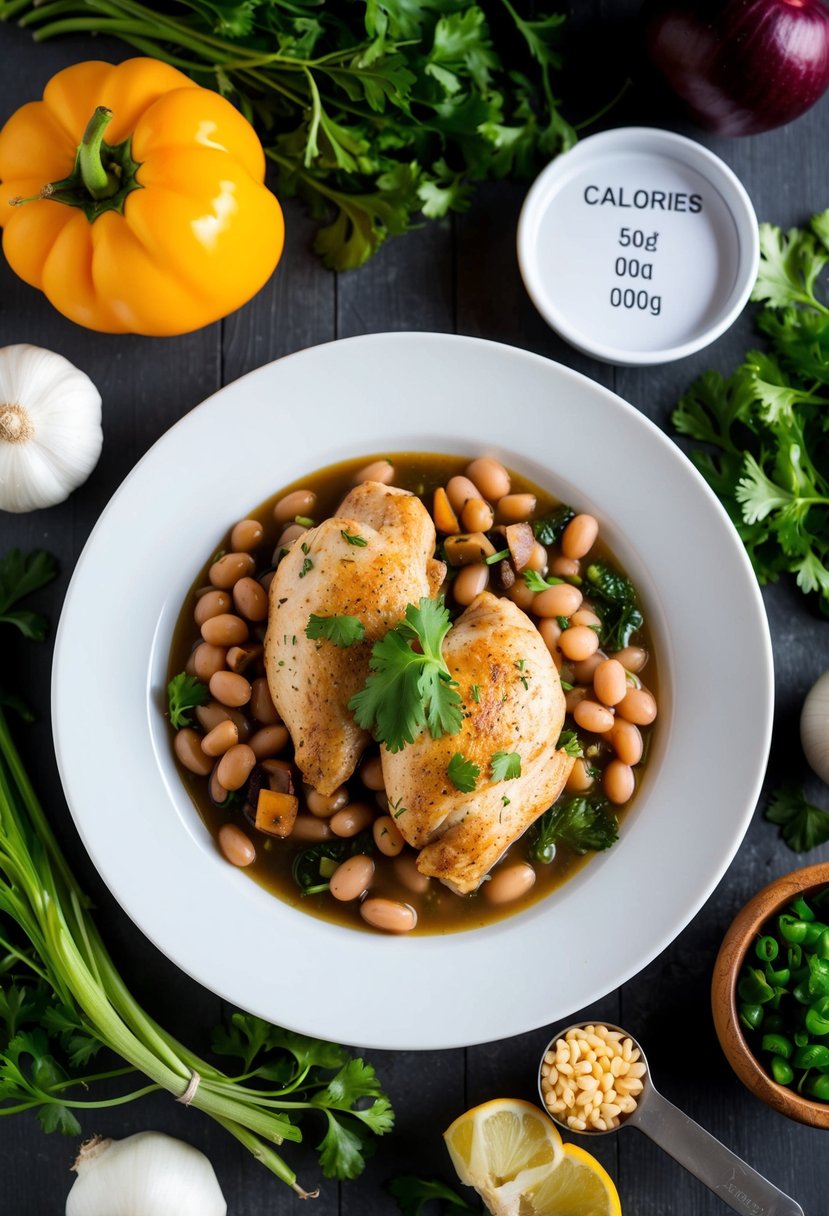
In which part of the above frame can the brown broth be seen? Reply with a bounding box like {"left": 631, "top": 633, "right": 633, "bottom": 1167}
{"left": 168, "top": 453, "right": 658, "bottom": 935}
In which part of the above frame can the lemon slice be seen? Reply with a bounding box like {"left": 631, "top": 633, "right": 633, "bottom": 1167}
{"left": 444, "top": 1097, "right": 621, "bottom": 1216}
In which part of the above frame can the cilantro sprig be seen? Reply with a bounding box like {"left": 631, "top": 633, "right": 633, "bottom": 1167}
{"left": 765, "top": 784, "right": 829, "bottom": 853}
{"left": 491, "top": 750, "right": 522, "bottom": 781}
{"left": 672, "top": 211, "right": 829, "bottom": 612}
{"left": 447, "top": 752, "right": 480, "bottom": 792}
{"left": 349, "top": 598, "right": 463, "bottom": 752}
{"left": 167, "top": 672, "right": 209, "bottom": 728}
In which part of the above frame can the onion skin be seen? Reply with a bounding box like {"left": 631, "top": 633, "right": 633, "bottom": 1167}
{"left": 643, "top": 0, "right": 829, "bottom": 135}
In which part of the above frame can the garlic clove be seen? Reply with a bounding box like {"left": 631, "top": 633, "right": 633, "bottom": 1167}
{"left": 801, "top": 669, "right": 829, "bottom": 786}
{"left": 65, "top": 1131, "right": 227, "bottom": 1216}
{"left": 0, "top": 344, "right": 102, "bottom": 514}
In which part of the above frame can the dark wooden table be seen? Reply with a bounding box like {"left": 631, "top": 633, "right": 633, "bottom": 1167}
{"left": 2, "top": 4, "right": 829, "bottom": 1213}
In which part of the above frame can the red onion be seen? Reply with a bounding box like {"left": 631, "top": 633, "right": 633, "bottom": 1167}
{"left": 642, "top": 0, "right": 829, "bottom": 135}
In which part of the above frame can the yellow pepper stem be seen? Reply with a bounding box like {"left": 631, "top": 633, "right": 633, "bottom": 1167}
{"left": 78, "top": 106, "right": 119, "bottom": 200}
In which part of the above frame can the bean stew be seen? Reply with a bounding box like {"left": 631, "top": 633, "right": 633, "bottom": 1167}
{"left": 166, "top": 454, "right": 659, "bottom": 935}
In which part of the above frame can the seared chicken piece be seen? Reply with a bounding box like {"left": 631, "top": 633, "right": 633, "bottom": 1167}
{"left": 381, "top": 592, "right": 574, "bottom": 894}
{"left": 264, "top": 481, "right": 444, "bottom": 795}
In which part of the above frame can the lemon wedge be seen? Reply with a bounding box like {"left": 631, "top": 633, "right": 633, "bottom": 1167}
{"left": 444, "top": 1097, "right": 621, "bottom": 1216}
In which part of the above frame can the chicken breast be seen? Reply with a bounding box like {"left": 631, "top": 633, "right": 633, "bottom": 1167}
{"left": 381, "top": 591, "right": 574, "bottom": 894}
{"left": 264, "top": 481, "right": 444, "bottom": 795}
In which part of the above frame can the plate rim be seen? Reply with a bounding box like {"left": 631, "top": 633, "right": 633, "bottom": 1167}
{"left": 51, "top": 331, "right": 774, "bottom": 1050}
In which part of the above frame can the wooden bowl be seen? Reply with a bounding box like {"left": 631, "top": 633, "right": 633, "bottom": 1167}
{"left": 712, "top": 861, "right": 829, "bottom": 1128}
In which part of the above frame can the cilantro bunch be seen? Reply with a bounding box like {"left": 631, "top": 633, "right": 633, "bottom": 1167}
{"left": 672, "top": 212, "right": 829, "bottom": 613}
{"left": 0, "top": 550, "right": 392, "bottom": 1191}
{"left": 3, "top": 0, "right": 576, "bottom": 270}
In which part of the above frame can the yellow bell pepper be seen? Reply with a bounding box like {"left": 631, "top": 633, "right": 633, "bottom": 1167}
{"left": 0, "top": 58, "right": 284, "bottom": 336}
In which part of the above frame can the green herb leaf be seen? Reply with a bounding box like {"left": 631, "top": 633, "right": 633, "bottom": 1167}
{"left": 585, "top": 560, "right": 644, "bottom": 651}
{"left": 557, "top": 729, "right": 583, "bottom": 758}
{"left": 305, "top": 613, "right": 366, "bottom": 647}
{"left": 349, "top": 597, "right": 462, "bottom": 752}
{"left": 672, "top": 212, "right": 829, "bottom": 612}
{"left": 447, "top": 751, "right": 480, "bottom": 793}
{"left": 523, "top": 569, "right": 563, "bottom": 592}
{"left": 532, "top": 796, "right": 618, "bottom": 862}
{"left": 389, "top": 1174, "right": 482, "bottom": 1215}
{"left": 491, "top": 750, "right": 521, "bottom": 781}
{"left": 167, "top": 672, "right": 209, "bottom": 729}
{"left": 766, "top": 785, "right": 829, "bottom": 853}
{"left": 0, "top": 549, "right": 58, "bottom": 639}
{"left": 341, "top": 529, "right": 368, "bottom": 547}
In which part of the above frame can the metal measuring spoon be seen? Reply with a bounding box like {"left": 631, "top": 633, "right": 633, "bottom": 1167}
{"left": 538, "top": 1022, "right": 804, "bottom": 1216}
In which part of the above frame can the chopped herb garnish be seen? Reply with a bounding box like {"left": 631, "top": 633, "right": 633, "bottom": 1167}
{"left": 341, "top": 529, "right": 369, "bottom": 547}
{"left": 557, "top": 729, "right": 583, "bottom": 758}
{"left": 491, "top": 751, "right": 522, "bottom": 781}
{"left": 501, "top": 795, "right": 511, "bottom": 808}
{"left": 295, "top": 515, "right": 315, "bottom": 528}
{"left": 470, "top": 684, "right": 480, "bottom": 703}
{"left": 531, "top": 795, "right": 618, "bottom": 862}
{"left": 447, "top": 752, "right": 480, "bottom": 793}
{"left": 305, "top": 613, "right": 366, "bottom": 648}
{"left": 556, "top": 615, "right": 570, "bottom": 630}
{"left": 349, "top": 597, "right": 463, "bottom": 752}
{"left": 485, "top": 548, "right": 510, "bottom": 565}
{"left": 167, "top": 672, "right": 209, "bottom": 729}
{"left": 523, "top": 569, "right": 564, "bottom": 592}
{"left": 299, "top": 557, "right": 314, "bottom": 578}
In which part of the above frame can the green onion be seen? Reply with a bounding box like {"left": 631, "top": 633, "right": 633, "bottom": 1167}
{"left": 756, "top": 935, "right": 779, "bottom": 962}
{"left": 738, "top": 886, "right": 829, "bottom": 1104}
{"left": 761, "top": 1033, "right": 792, "bottom": 1058}
{"left": 771, "top": 1057, "right": 794, "bottom": 1086}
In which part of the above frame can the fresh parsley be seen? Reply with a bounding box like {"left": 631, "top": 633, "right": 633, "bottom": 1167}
{"left": 531, "top": 795, "right": 618, "bottom": 863}
{"left": 0, "top": 549, "right": 57, "bottom": 640}
{"left": 672, "top": 211, "right": 829, "bottom": 613}
{"left": 341, "top": 529, "right": 368, "bottom": 547}
{"left": 523, "top": 569, "right": 563, "bottom": 592}
{"left": 491, "top": 750, "right": 522, "bottom": 781}
{"left": 447, "top": 752, "right": 480, "bottom": 793}
{"left": 349, "top": 597, "right": 463, "bottom": 752}
{"left": 9, "top": 0, "right": 579, "bottom": 271}
{"left": 388, "top": 1174, "right": 482, "bottom": 1215}
{"left": 167, "top": 672, "right": 209, "bottom": 728}
{"left": 557, "top": 729, "right": 583, "bottom": 757}
{"left": 305, "top": 613, "right": 366, "bottom": 647}
{"left": 765, "top": 784, "right": 829, "bottom": 852}
{"left": 212, "top": 1014, "right": 394, "bottom": 1180}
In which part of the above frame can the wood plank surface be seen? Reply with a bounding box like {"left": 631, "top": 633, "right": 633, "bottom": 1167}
{"left": 1, "top": 3, "right": 828, "bottom": 1214}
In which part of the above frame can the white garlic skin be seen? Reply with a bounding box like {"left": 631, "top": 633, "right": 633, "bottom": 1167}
{"left": 800, "top": 669, "right": 829, "bottom": 785}
{"left": 0, "top": 343, "right": 102, "bottom": 513}
{"left": 65, "top": 1132, "right": 227, "bottom": 1216}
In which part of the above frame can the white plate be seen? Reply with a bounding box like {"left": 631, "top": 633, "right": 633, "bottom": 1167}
{"left": 52, "top": 333, "right": 773, "bottom": 1051}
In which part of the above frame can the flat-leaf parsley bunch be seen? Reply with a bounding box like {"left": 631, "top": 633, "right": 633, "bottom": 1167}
{"left": 2, "top": 0, "right": 576, "bottom": 270}
{"left": 672, "top": 212, "right": 829, "bottom": 613}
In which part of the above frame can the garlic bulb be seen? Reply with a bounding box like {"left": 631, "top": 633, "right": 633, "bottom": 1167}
{"left": 0, "top": 344, "right": 102, "bottom": 513}
{"left": 65, "top": 1132, "right": 227, "bottom": 1216}
{"left": 801, "top": 669, "right": 829, "bottom": 785}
